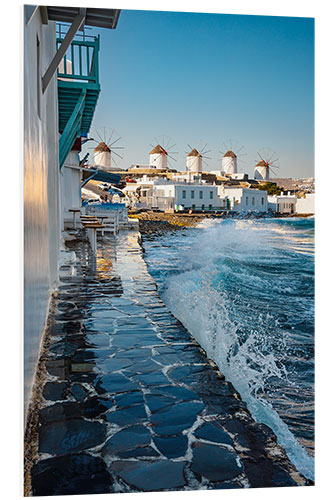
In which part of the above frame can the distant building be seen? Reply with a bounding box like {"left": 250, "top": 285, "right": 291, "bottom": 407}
{"left": 268, "top": 192, "right": 297, "bottom": 214}
{"left": 153, "top": 183, "right": 221, "bottom": 211}
{"left": 219, "top": 186, "right": 268, "bottom": 212}
{"left": 186, "top": 149, "right": 203, "bottom": 174}
{"left": 222, "top": 150, "right": 237, "bottom": 175}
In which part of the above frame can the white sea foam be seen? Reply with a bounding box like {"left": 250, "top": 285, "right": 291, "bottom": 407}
{"left": 153, "top": 219, "right": 314, "bottom": 480}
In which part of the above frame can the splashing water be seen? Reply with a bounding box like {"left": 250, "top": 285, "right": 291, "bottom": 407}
{"left": 143, "top": 217, "right": 314, "bottom": 480}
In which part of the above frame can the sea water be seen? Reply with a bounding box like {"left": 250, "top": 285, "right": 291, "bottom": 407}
{"left": 143, "top": 217, "right": 314, "bottom": 480}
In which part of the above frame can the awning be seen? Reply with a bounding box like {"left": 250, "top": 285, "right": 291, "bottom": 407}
{"left": 81, "top": 168, "right": 122, "bottom": 187}
{"left": 41, "top": 7, "right": 121, "bottom": 29}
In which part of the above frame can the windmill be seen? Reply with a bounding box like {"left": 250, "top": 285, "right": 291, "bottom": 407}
{"left": 149, "top": 135, "right": 178, "bottom": 169}
{"left": 218, "top": 140, "right": 247, "bottom": 175}
{"left": 89, "top": 127, "right": 124, "bottom": 171}
{"left": 254, "top": 148, "right": 279, "bottom": 181}
{"left": 185, "top": 142, "right": 211, "bottom": 173}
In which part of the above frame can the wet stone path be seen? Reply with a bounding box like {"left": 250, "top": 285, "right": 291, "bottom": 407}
{"left": 28, "top": 231, "right": 307, "bottom": 495}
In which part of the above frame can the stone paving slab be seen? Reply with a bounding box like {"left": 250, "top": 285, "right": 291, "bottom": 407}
{"left": 26, "top": 231, "right": 309, "bottom": 496}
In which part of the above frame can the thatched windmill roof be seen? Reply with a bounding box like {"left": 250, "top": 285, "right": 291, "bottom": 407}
{"left": 187, "top": 148, "right": 202, "bottom": 157}
{"left": 149, "top": 144, "right": 168, "bottom": 155}
{"left": 223, "top": 150, "right": 237, "bottom": 158}
{"left": 94, "top": 141, "right": 111, "bottom": 153}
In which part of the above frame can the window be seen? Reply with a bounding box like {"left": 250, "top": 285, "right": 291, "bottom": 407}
{"left": 246, "top": 196, "right": 248, "bottom": 206}
{"left": 202, "top": 204, "right": 205, "bottom": 210}
{"left": 209, "top": 204, "right": 212, "bottom": 210}
{"left": 182, "top": 190, "right": 186, "bottom": 199}
{"left": 192, "top": 204, "right": 195, "bottom": 209}
{"left": 252, "top": 197, "right": 255, "bottom": 205}
{"left": 199, "top": 191, "right": 203, "bottom": 199}
{"left": 261, "top": 197, "right": 264, "bottom": 205}
{"left": 210, "top": 191, "right": 213, "bottom": 199}
{"left": 191, "top": 190, "right": 195, "bottom": 199}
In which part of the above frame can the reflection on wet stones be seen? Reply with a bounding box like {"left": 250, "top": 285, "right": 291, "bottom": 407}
{"left": 26, "top": 234, "right": 305, "bottom": 495}
{"left": 190, "top": 442, "right": 243, "bottom": 482}
{"left": 38, "top": 419, "right": 106, "bottom": 455}
{"left": 31, "top": 453, "right": 112, "bottom": 496}
{"left": 111, "top": 460, "right": 186, "bottom": 491}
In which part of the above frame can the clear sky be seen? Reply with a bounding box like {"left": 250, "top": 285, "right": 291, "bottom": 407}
{"left": 82, "top": 9, "right": 314, "bottom": 178}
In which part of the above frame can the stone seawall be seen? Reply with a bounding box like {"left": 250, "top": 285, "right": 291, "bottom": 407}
{"left": 24, "top": 230, "right": 310, "bottom": 495}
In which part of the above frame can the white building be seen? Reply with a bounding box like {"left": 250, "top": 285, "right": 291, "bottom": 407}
{"left": 296, "top": 193, "right": 315, "bottom": 214}
{"left": 268, "top": 192, "right": 297, "bottom": 214}
{"left": 149, "top": 144, "right": 169, "bottom": 169}
{"left": 222, "top": 150, "right": 237, "bottom": 175}
{"left": 254, "top": 160, "right": 270, "bottom": 181}
{"left": 154, "top": 183, "right": 221, "bottom": 210}
{"left": 94, "top": 141, "right": 112, "bottom": 170}
{"left": 219, "top": 186, "right": 268, "bottom": 212}
{"left": 186, "top": 148, "right": 203, "bottom": 173}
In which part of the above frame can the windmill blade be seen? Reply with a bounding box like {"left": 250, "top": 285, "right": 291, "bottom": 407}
{"left": 106, "top": 128, "right": 115, "bottom": 145}
{"left": 257, "top": 151, "right": 266, "bottom": 163}
{"left": 168, "top": 155, "right": 177, "bottom": 162}
{"left": 95, "top": 129, "right": 105, "bottom": 143}
{"left": 154, "top": 137, "right": 159, "bottom": 145}
{"left": 168, "top": 143, "right": 177, "bottom": 152}
{"left": 111, "top": 150, "right": 123, "bottom": 160}
{"left": 187, "top": 144, "right": 193, "bottom": 152}
{"left": 109, "top": 137, "right": 121, "bottom": 147}
{"left": 270, "top": 167, "right": 278, "bottom": 176}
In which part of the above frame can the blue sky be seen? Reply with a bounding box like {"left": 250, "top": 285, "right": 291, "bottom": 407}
{"left": 83, "top": 9, "right": 314, "bottom": 178}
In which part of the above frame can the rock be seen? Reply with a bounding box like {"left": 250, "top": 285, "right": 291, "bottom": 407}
{"left": 83, "top": 396, "right": 114, "bottom": 418}
{"left": 95, "top": 373, "right": 139, "bottom": 395}
{"left": 103, "top": 425, "right": 151, "bottom": 455}
{"left": 190, "top": 442, "right": 243, "bottom": 481}
{"left": 111, "top": 460, "right": 186, "bottom": 491}
{"left": 151, "top": 401, "right": 204, "bottom": 436}
{"left": 43, "top": 381, "right": 68, "bottom": 401}
{"left": 70, "top": 383, "right": 89, "bottom": 401}
{"left": 105, "top": 404, "right": 147, "bottom": 425}
{"left": 39, "top": 402, "right": 82, "bottom": 423}
{"left": 114, "top": 391, "right": 145, "bottom": 408}
{"left": 38, "top": 418, "right": 106, "bottom": 455}
{"left": 118, "top": 446, "right": 159, "bottom": 458}
{"left": 31, "top": 453, "right": 112, "bottom": 496}
{"left": 194, "top": 422, "right": 233, "bottom": 445}
{"left": 153, "top": 435, "right": 188, "bottom": 458}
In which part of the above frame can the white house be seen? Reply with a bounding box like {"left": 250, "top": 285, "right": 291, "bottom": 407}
{"left": 268, "top": 192, "right": 297, "bottom": 214}
{"left": 219, "top": 186, "right": 268, "bottom": 212}
{"left": 296, "top": 193, "right": 315, "bottom": 214}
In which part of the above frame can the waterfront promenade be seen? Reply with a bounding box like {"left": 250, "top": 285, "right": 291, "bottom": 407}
{"left": 25, "top": 231, "right": 308, "bottom": 495}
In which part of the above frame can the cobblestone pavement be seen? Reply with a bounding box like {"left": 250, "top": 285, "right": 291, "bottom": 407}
{"left": 27, "top": 231, "right": 308, "bottom": 496}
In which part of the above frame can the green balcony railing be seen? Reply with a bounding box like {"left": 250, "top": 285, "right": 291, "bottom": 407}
{"left": 56, "top": 34, "right": 100, "bottom": 85}
{"left": 57, "top": 28, "right": 101, "bottom": 168}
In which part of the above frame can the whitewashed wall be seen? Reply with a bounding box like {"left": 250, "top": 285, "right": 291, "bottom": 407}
{"left": 296, "top": 193, "right": 315, "bottom": 214}
{"left": 222, "top": 187, "right": 268, "bottom": 212}
{"left": 24, "top": 8, "right": 60, "bottom": 416}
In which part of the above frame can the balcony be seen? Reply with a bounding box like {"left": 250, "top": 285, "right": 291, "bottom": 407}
{"left": 57, "top": 27, "right": 101, "bottom": 168}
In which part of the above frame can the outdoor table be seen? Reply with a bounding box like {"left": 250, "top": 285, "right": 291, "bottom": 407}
{"left": 82, "top": 223, "right": 105, "bottom": 254}
{"left": 69, "top": 208, "right": 81, "bottom": 229}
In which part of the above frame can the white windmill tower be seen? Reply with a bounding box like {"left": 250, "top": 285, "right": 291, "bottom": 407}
{"left": 254, "top": 148, "right": 279, "bottom": 181}
{"left": 90, "top": 127, "right": 124, "bottom": 171}
{"left": 149, "top": 136, "right": 178, "bottom": 169}
{"left": 219, "top": 141, "right": 246, "bottom": 176}
{"left": 186, "top": 143, "right": 211, "bottom": 173}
